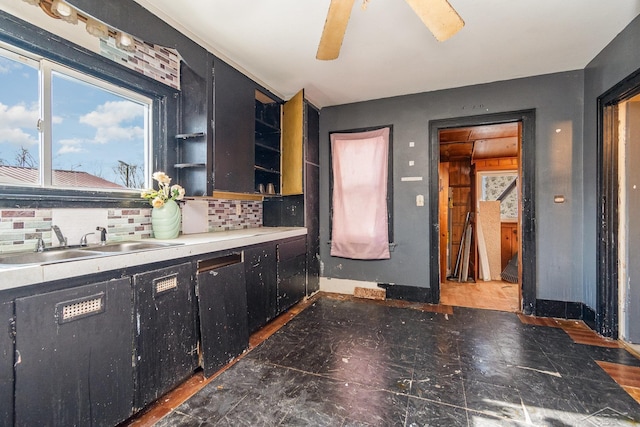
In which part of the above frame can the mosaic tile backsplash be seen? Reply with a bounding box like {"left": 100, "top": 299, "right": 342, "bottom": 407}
{"left": 0, "top": 199, "right": 262, "bottom": 254}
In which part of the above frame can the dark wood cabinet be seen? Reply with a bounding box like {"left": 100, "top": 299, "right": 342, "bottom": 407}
{"left": 196, "top": 253, "right": 249, "bottom": 377}
{"left": 244, "top": 243, "right": 278, "bottom": 334}
{"left": 14, "top": 277, "right": 134, "bottom": 427}
{"left": 174, "top": 63, "right": 210, "bottom": 197}
{"left": 133, "top": 262, "right": 199, "bottom": 410}
{"left": 277, "top": 236, "right": 307, "bottom": 313}
{"left": 213, "top": 60, "right": 256, "bottom": 194}
{"left": 0, "top": 299, "right": 13, "bottom": 427}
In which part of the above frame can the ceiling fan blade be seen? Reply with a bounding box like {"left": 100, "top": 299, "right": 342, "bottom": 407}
{"left": 404, "top": 0, "right": 464, "bottom": 42}
{"left": 316, "top": 0, "right": 356, "bottom": 60}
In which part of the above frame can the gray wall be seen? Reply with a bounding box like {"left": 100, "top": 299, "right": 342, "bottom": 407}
{"left": 583, "top": 15, "right": 640, "bottom": 308}
{"left": 319, "top": 71, "right": 585, "bottom": 302}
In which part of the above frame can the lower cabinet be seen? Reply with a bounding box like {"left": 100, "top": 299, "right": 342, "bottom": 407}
{"left": 244, "top": 243, "right": 278, "bottom": 334}
{"left": 133, "top": 262, "right": 199, "bottom": 410}
{"left": 14, "top": 277, "right": 134, "bottom": 427}
{"left": 0, "top": 299, "right": 14, "bottom": 427}
{"left": 196, "top": 253, "right": 249, "bottom": 377}
{"left": 277, "top": 236, "right": 307, "bottom": 313}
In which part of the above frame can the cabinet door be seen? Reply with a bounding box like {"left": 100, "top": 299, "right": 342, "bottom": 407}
{"left": 197, "top": 255, "right": 248, "bottom": 377}
{"left": 133, "top": 262, "right": 198, "bottom": 410}
{"left": 281, "top": 89, "right": 304, "bottom": 195}
{"left": 213, "top": 60, "right": 255, "bottom": 193}
{"left": 277, "top": 237, "right": 307, "bottom": 313}
{"left": 0, "top": 299, "right": 13, "bottom": 427}
{"left": 14, "top": 277, "right": 134, "bottom": 427}
{"left": 244, "top": 243, "right": 277, "bottom": 334}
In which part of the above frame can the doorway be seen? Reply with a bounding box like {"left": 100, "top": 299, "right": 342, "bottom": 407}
{"left": 438, "top": 123, "right": 520, "bottom": 311}
{"left": 428, "top": 110, "right": 536, "bottom": 314}
{"left": 598, "top": 68, "right": 640, "bottom": 347}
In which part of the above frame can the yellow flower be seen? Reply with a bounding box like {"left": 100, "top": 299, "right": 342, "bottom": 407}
{"left": 152, "top": 171, "right": 171, "bottom": 184}
{"left": 141, "top": 172, "right": 185, "bottom": 207}
{"left": 151, "top": 197, "right": 165, "bottom": 208}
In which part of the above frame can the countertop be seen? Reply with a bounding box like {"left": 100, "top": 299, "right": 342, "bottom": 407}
{"left": 0, "top": 227, "right": 306, "bottom": 291}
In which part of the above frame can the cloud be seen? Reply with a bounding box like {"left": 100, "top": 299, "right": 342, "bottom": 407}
{"left": 0, "top": 102, "right": 39, "bottom": 147}
{"left": 77, "top": 100, "right": 145, "bottom": 147}
{"left": 80, "top": 100, "right": 144, "bottom": 127}
{"left": 57, "top": 138, "right": 86, "bottom": 154}
{"left": 0, "top": 57, "right": 23, "bottom": 75}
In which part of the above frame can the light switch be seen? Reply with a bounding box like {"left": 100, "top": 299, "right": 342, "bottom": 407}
{"left": 409, "top": 141, "right": 415, "bottom": 147}
{"left": 416, "top": 194, "right": 424, "bottom": 206}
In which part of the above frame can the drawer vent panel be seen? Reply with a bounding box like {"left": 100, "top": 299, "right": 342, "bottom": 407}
{"left": 56, "top": 293, "right": 105, "bottom": 324}
{"left": 155, "top": 274, "right": 178, "bottom": 294}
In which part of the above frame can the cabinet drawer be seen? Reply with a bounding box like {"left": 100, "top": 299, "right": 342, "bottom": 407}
{"left": 278, "top": 236, "right": 306, "bottom": 261}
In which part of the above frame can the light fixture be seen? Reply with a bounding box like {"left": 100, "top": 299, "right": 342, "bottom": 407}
{"left": 115, "top": 31, "right": 136, "bottom": 52}
{"left": 85, "top": 17, "right": 109, "bottom": 39}
{"left": 51, "top": 0, "right": 78, "bottom": 24}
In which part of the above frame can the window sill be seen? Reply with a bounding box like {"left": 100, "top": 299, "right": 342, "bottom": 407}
{"left": 0, "top": 186, "right": 149, "bottom": 209}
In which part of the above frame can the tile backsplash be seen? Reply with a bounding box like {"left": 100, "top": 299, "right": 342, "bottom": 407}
{"left": 0, "top": 198, "right": 262, "bottom": 254}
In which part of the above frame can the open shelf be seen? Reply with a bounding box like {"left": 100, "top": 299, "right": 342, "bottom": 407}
{"left": 255, "top": 90, "right": 281, "bottom": 195}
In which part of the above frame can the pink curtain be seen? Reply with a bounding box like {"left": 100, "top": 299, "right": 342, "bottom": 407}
{"left": 330, "top": 128, "right": 390, "bottom": 260}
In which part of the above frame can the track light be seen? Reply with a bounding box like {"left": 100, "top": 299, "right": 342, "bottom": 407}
{"left": 115, "top": 31, "right": 136, "bottom": 52}
{"left": 85, "top": 18, "right": 109, "bottom": 38}
{"left": 51, "top": 0, "right": 78, "bottom": 24}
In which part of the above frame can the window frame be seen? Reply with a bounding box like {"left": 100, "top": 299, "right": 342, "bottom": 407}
{"left": 0, "top": 11, "right": 179, "bottom": 208}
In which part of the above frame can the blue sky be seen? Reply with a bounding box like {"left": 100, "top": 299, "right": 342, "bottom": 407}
{"left": 0, "top": 54, "right": 146, "bottom": 187}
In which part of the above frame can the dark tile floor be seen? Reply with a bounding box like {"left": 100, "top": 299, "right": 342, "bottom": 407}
{"left": 156, "top": 297, "right": 640, "bottom": 426}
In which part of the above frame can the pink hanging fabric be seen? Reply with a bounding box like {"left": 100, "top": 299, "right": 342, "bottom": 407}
{"left": 330, "top": 128, "right": 390, "bottom": 260}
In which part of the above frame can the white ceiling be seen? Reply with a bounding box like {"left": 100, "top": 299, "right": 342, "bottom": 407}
{"left": 132, "top": 0, "right": 640, "bottom": 108}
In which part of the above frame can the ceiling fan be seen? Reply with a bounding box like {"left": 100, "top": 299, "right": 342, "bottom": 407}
{"left": 316, "top": 0, "right": 464, "bottom": 60}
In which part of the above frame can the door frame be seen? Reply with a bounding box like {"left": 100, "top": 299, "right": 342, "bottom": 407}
{"left": 596, "top": 67, "right": 640, "bottom": 338}
{"left": 429, "top": 110, "right": 536, "bottom": 313}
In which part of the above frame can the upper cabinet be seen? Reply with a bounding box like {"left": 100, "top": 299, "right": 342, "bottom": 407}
{"left": 176, "top": 56, "right": 306, "bottom": 196}
{"left": 174, "top": 63, "right": 210, "bottom": 197}
{"left": 212, "top": 60, "right": 256, "bottom": 194}
{"left": 281, "top": 90, "right": 304, "bottom": 196}
{"left": 254, "top": 90, "right": 282, "bottom": 195}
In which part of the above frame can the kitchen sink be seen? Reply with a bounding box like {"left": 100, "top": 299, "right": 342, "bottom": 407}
{"left": 86, "top": 241, "right": 182, "bottom": 252}
{"left": 0, "top": 249, "right": 103, "bottom": 266}
{"left": 0, "top": 240, "right": 182, "bottom": 266}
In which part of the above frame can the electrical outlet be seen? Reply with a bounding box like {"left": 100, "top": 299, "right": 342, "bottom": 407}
{"left": 416, "top": 194, "right": 424, "bottom": 207}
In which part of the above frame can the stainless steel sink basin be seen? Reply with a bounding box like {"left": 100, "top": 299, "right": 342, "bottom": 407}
{"left": 87, "top": 241, "right": 182, "bottom": 253}
{"left": 0, "top": 249, "right": 103, "bottom": 266}
{"left": 0, "top": 240, "right": 182, "bottom": 266}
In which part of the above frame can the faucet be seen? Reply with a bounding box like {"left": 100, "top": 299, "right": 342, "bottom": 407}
{"left": 35, "top": 237, "right": 45, "bottom": 253}
{"left": 52, "top": 225, "right": 67, "bottom": 247}
{"left": 96, "top": 226, "right": 107, "bottom": 245}
{"left": 80, "top": 232, "right": 95, "bottom": 247}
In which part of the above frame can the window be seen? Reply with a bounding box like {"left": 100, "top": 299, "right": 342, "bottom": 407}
{"left": 0, "top": 44, "right": 151, "bottom": 191}
{"left": 476, "top": 171, "right": 518, "bottom": 221}
{"left": 329, "top": 126, "right": 394, "bottom": 259}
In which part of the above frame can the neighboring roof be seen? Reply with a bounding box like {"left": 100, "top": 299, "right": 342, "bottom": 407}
{"left": 0, "top": 165, "right": 125, "bottom": 189}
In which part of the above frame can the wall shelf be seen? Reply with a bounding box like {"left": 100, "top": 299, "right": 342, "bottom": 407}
{"left": 175, "top": 132, "right": 205, "bottom": 140}
{"left": 174, "top": 163, "right": 206, "bottom": 169}
{"left": 254, "top": 91, "right": 281, "bottom": 195}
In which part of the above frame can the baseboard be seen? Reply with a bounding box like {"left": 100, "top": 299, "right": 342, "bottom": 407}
{"left": 378, "top": 283, "right": 436, "bottom": 304}
{"left": 536, "top": 299, "right": 597, "bottom": 330}
{"left": 319, "top": 277, "right": 380, "bottom": 295}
